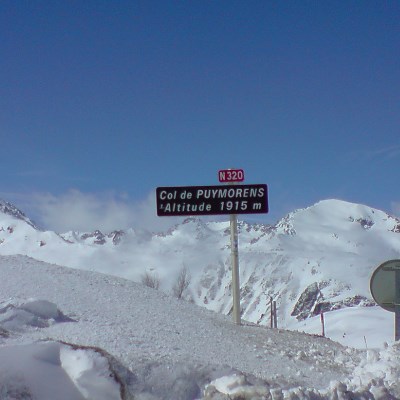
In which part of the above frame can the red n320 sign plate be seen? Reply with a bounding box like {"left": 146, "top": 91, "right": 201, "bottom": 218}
{"left": 218, "top": 169, "right": 244, "bottom": 183}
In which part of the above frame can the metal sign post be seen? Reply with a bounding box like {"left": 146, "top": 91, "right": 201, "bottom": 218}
{"left": 396, "top": 269, "right": 400, "bottom": 341}
{"left": 221, "top": 169, "right": 244, "bottom": 326}
{"left": 230, "top": 213, "right": 241, "bottom": 325}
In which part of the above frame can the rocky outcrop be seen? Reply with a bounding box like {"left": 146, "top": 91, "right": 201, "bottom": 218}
{"left": 81, "top": 230, "right": 107, "bottom": 244}
{"left": 0, "top": 199, "right": 39, "bottom": 230}
{"left": 292, "top": 282, "right": 375, "bottom": 320}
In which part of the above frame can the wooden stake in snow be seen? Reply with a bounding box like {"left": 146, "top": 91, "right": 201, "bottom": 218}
{"left": 270, "top": 296, "right": 273, "bottom": 328}
{"left": 270, "top": 297, "right": 277, "bottom": 329}
{"left": 320, "top": 312, "right": 325, "bottom": 337}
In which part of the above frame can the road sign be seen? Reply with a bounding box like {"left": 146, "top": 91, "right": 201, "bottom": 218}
{"left": 370, "top": 259, "right": 400, "bottom": 312}
{"left": 156, "top": 184, "right": 268, "bottom": 216}
{"left": 156, "top": 177, "right": 269, "bottom": 327}
{"left": 218, "top": 169, "right": 244, "bottom": 183}
{"left": 370, "top": 259, "right": 400, "bottom": 341}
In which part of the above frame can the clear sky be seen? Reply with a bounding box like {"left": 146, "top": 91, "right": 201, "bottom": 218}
{"left": 1, "top": 1, "right": 399, "bottom": 232}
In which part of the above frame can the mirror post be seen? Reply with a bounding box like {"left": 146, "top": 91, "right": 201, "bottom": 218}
{"left": 396, "top": 270, "right": 400, "bottom": 341}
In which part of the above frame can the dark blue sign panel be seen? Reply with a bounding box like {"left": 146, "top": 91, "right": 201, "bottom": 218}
{"left": 156, "top": 184, "right": 268, "bottom": 216}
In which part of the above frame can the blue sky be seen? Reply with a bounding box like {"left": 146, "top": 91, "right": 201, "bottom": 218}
{"left": 1, "top": 1, "right": 399, "bottom": 232}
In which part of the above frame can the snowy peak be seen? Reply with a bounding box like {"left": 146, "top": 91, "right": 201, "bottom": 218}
{"left": 275, "top": 199, "right": 400, "bottom": 235}
{"left": 0, "top": 199, "right": 39, "bottom": 230}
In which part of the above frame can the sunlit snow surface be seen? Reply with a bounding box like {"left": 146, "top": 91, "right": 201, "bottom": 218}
{"left": 1, "top": 199, "right": 400, "bottom": 339}
{"left": 2, "top": 199, "right": 400, "bottom": 398}
{"left": 287, "top": 306, "right": 394, "bottom": 349}
{"left": 1, "top": 255, "right": 400, "bottom": 400}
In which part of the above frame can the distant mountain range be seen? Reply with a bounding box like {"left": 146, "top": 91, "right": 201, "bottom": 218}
{"left": 1, "top": 198, "right": 399, "bottom": 346}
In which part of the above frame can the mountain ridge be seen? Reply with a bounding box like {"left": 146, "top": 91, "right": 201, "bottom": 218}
{"left": 1, "top": 197, "right": 399, "bottom": 347}
{"left": 0, "top": 199, "right": 40, "bottom": 230}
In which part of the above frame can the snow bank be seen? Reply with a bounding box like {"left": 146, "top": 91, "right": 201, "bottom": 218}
{"left": 1, "top": 255, "right": 400, "bottom": 400}
{"left": 60, "top": 344, "right": 122, "bottom": 400}
{"left": 0, "top": 297, "right": 125, "bottom": 400}
{"left": 21, "top": 299, "right": 61, "bottom": 320}
{"left": 348, "top": 343, "right": 400, "bottom": 397}
{"left": 0, "top": 341, "right": 124, "bottom": 400}
{"left": 204, "top": 374, "right": 269, "bottom": 398}
{"left": 0, "top": 298, "right": 74, "bottom": 333}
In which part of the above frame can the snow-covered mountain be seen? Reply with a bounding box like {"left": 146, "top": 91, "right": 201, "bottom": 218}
{"left": 2, "top": 254, "right": 400, "bottom": 399}
{"left": 0, "top": 199, "right": 39, "bottom": 230}
{"left": 1, "top": 198, "right": 400, "bottom": 348}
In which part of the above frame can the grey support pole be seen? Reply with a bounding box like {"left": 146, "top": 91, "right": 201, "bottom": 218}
{"left": 396, "top": 270, "right": 400, "bottom": 341}
{"left": 230, "top": 213, "right": 241, "bottom": 325}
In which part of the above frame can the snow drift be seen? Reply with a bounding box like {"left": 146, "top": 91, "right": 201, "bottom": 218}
{"left": 0, "top": 255, "right": 400, "bottom": 399}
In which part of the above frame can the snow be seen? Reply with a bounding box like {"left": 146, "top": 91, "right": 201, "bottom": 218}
{"left": 1, "top": 200, "right": 400, "bottom": 328}
{"left": 2, "top": 198, "right": 400, "bottom": 398}
{"left": 286, "top": 306, "right": 394, "bottom": 349}
{"left": 0, "top": 341, "right": 121, "bottom": 400}
{"left": 60, "top": 346, "right": 121, "bottom": 400}
{"left": 20, "top": 299, "right": 61, "bottom": 319}
{"left": 1, "top": 255, "right": 400, "bottom": 399}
